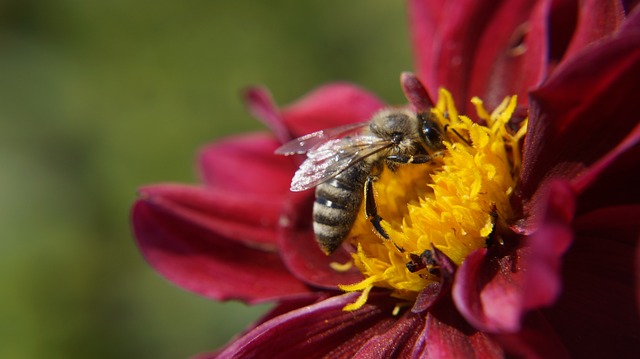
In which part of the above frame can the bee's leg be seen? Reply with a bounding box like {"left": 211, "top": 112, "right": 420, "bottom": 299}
{"left": 386, "top": 154, "right": 432, "bottom": 165}
{"left": 364, "top": 175, "right": 389, "bottom": 240}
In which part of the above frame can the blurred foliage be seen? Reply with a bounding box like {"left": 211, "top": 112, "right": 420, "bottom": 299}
{"left": 0, "top": 0, "right": 411, "bottom": 358}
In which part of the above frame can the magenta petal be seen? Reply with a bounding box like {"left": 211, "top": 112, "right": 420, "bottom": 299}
{"left": 277, "top": 191, "right": 363, "bottom": 288}
{"left": 522, "top": 18, "right": 640, "bottom": 202}
{"left": 214, "top": 293, "right": 398, "bottom": 358}
{"left": 131, "top": 188, "right": 311, "bottom": 303}
{"left": 281, "top": 83, "right": 385, "bottom": 138}
{"left": 198, "top": 132, "right": 295, "bottom": 195}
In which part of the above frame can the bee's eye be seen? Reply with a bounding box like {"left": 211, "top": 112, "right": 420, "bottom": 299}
{"left": 421, "top": 118, "right": 445, "bottom": 150}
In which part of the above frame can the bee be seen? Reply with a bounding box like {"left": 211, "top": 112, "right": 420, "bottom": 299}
{"left": 276, "top": 108, "right": 447, "bottom": 254}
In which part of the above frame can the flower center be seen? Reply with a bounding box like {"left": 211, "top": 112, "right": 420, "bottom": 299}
{"left": 338, "top": 89, "right": 527, "bottom": 311}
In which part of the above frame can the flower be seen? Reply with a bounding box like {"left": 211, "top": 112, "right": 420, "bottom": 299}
{"left": 131, "top": 1, "right": 640, "bottom": 358}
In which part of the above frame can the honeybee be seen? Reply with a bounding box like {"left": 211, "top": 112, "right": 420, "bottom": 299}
{"left": 276, "top": 108, "right": 447, "bottom": 254}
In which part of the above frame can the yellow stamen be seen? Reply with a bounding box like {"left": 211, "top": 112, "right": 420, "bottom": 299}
{"left": 339, "top": 88, "right": 527, "bottom": 311}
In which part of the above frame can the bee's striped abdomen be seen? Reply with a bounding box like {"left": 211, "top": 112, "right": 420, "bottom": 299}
{"left": 313, "top": 163, "right": 369, "bottom": 254}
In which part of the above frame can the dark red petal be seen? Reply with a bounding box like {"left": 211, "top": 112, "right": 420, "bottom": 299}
{"left": 401, "top": 72, "right": 434, "bottom": 113}
{"left": 214, "top": 293, "right": 399, "bottom": 358}
{"left": 570, "top": 122, "right": 640, "bottom": 203}
{"left": 562, "top": 0, "right": 625, "bottom": 63}
{"left": 540, "top": 204, "right": 640, "bottom": 358}
{"left": 467, "top": 0, "right": 549, "bottom": 110}
{"left": 243, "top": 87, "right": 290, "bottom": 143}
{"left": 412, "top": 247, "right": 457, "bottom": 313}
{"left": 454, "top": 181, "right": 575, "bottom": 333}
{"left": 131, "top": 187, "right": 311, "bottom": 303}
{"left": 203, "top": 293, "right": 328, "bottom": 359}
{"left": 277, "top": 191, "right": 363, "bottom": 288}
{"left": 411, "top": 0, "right": 545, "bottom": 111}
{"left": 281, "top": 83, "right": 385, "bottom": 138}
{"left": 354, "top": 310, "right": 425, "bottom": 358}
{"left": 522, "top": 18, "right": 640, "bottom": 204}
{"left": 412, "top": 300, "right": 504, "bottom": 359}
{"left": 198, "top": 132, "right": 296, "bottom": 195}
{"left": 494, "top": 311, "right": 570, "bottom": 358}
{"left": 453, "top": 248, "right": 525, "bottom": 333}
{"left": 409, "top": 0, "right": 447, "bottom": 100}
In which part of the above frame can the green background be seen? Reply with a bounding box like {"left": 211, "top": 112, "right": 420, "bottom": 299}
{"left": 0, "top": 1, "right": 411, "bottom": 357}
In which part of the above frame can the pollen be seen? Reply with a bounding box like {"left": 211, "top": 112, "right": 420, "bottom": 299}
{"left": 339, "top": 88, "right": 527, "bottom": 310}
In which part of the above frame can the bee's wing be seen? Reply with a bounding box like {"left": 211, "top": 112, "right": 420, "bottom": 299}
{"left": 289, "top": 135, "right": 392, "bottom": 191}
{"left": 275, "top": 122, "right": 369, "bottom": 155}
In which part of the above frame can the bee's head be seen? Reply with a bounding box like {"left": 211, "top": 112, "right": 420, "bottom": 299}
{"left": 369, "top": 109, "right": 421, "bottom": 147}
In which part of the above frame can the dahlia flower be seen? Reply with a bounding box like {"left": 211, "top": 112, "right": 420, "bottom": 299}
{"left": 132, "top": 1, "right": 640, "bottom": 357}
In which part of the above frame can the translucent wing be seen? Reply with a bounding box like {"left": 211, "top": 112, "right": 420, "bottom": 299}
{"left": 275, "top": 122, "right": 369, "bottom": 155}
{"left": 289, "top": 135, "right": 393, "bottom": 191}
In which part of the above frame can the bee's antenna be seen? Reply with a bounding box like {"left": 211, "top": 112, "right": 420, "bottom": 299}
{"left": 443, "top": 124, "right": 472, "bottom": 147}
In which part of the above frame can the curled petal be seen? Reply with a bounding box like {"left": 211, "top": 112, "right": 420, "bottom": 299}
{"left": 132, "top": 186, "right": 311, "bottom": 303}
{"left": 522, "top": 16, "right": 640, "bottom": 204}
{"left": 198, "top": 132, "right": 295, "bottom": 195}
{"left": 281, "top": 83, "right": 385, "bottom": 138}
{"left": 454, "top": 181, "right": 575, "bottom": 333}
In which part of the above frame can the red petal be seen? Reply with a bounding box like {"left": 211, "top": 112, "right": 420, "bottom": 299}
{"left": 467, "top": 0, "right": 549, "bottom": 110}
{"left": 412, "top": 301, "right": 504, "bottom": 359}
{"left": 198, "top": 132, "right": 295, "bottom": 195}
{"left": 243, "top": 87, "right": 290, "bottom": 143}
{"left": 131, "top": 187, "right": 311, "bottom": 303}
{"left": 354, "top": 310, "right": 425, "bottom": 358}
{"left": 562, "top": 0, "right": 625, "bottom": 63}
{"left": 214, "top": 293, "right": 399, "bottom": 358}
{"left": 522, "top": 18, "right": 640, "bottom": 204}
{"left": 281, "top": 83, "right": 385, "bottom": 138}
{"left": 409, "top": 0, "right": 448, "bottom": 100}
{"left": 400, "top": 71, "right": 435, "bottom": 113}
{"left": 494, "top": 311, "right": 570, "bottom": 358}
{"left": 570, "top": 122, "right": 640, "bottom": 200}
{"left": 540, "top": 205, "right": 640, "bottom": 357}
{"left": 411, "top": 0, "right": 546, "bottom": 111}
{"left": 454, "top": 181, "right": 575, "bottom": 333}
{"left": 138, "top": 184, "right": 281, "bottom": 245}
{"left": 277, "top": 191, "right": 363, "bottom": 288}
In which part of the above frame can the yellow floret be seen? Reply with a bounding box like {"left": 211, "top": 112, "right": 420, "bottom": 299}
{"left": 339, "top": 88, "right": 527, "bottom": 310}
